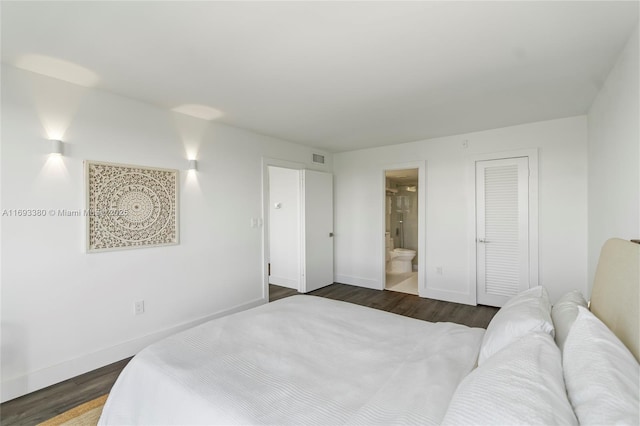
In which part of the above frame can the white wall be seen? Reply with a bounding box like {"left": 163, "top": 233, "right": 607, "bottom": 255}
{"left": 334, "top": 116, "right": 588, "bottom": 305}
{"left": 0, "top": 65, "right": 331, "bottom": 401}
{"left": 268, "top": 166, "right": 300, "bottom": 289}
{"left": 587, "top": 25, "right": 639, "bottom": 292}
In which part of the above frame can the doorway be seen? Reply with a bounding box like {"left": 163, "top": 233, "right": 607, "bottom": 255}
{"left": 264, "top": 162, "right": 334, "bottom": 299}
{"left": 268, "top": 166, "right": 301, "bottom": 291}
{"left": 385, "top": 168, "right": 419, "bottom": 295}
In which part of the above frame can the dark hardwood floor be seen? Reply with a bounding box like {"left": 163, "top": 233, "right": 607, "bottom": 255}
{"left": 1, "top": 283, "right": 498, "bottom": 425}
{"left": 270, "top": 283, "right": 498, "bottom": 329}
{"left": 0, "top": 357, "right": 131, "bottom": 426}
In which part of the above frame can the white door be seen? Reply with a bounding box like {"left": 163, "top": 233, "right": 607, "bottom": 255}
{"left": 301, "top": 170, "right": 334, "bottom": 292}
{"left": 476, "top": 157, "right": 529, "bottom": 307}
{"left": 268, "top": 167, "right": 300, "bottom": 290}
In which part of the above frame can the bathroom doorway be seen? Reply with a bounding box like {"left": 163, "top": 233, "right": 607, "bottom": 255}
{"left": 385, "top": 168, "right": 419, "bottom": 295}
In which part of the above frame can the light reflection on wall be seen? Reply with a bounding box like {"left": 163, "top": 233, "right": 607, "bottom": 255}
{"left": 38, "top": 152, "right": 70, "bottom": 182}
{"left": 28, "top": 73, "right": 89, "bottom": 143}
{"left": 16, "top": 55, "right": 98, "bottom": 143}
{"left": 184, "top": 167, "right": 201, "bottom": 193}
{"left": 172, "top": 112, "right": 209, "bottom": 162}
{"left": 172, "top": 112, "right": 213, "bottom": 195}
{"left": 13, "top": 55, "right": 96, "bottom": 184}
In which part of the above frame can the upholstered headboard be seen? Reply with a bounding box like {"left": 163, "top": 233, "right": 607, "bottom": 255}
{"left": 590, "top": 238, "right": 640, "bottom": 362}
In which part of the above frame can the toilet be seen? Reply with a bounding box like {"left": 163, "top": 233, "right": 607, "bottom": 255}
{"left": 386, "top": 232, "right": 416, "bottom": 273}
{"left": 390, "top": 248, "right": 416, "bottom": 273}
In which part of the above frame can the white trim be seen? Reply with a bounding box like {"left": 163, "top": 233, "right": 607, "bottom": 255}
{"left": 268, "top": 276, "right": 298, "bottom": 290}
{"left": 261, "top": 158, "right": 306, "bottom": 300}
{"left": 335, "top": 274, "right": 379, "bottom": 289}
{"left": 381, "top": 161, "right": 427, "bottom": 296}
{"left": 467, "top": 148, "right": 539, "bottom": 304}
{"left": 423, "top": 287, "right": 476, "bottom": 305}
{"left": 300, "top": 171, "right": 307, "bottom": 292}
{"left": 0, "top": 297, "right": 266, "bottom": 403}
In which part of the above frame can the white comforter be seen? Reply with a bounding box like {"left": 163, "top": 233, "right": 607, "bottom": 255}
{"left": 99, "top": 295, "right": 484, "bottom": 425}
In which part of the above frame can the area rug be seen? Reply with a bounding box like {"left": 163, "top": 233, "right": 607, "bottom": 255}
{"left": 38, "top": 394, "right": 108, "bottom": 426}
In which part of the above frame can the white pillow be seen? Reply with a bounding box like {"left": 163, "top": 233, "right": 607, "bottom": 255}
{"left": 442, "top": 332, "right": 577, "bottom": 425}
{"left": 551, "top": 290, "right": 588, "bottom": 352}
{"left": 478, "top": 286, "right": 554, "bottom": 365}
{"left": 554, "top": 289, "right": 588, "bottom": 306}
{"left": 563, "top": 306, "right": 639, "bottom": 425}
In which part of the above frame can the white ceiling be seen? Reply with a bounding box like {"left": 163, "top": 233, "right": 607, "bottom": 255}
{"left": 2, "top": 1, "right": 638, "bottom": 153}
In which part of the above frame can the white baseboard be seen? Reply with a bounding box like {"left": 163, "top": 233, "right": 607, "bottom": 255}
{"left": 423, "top": 287, "right": 476, "bottom": 306}
{"left": 268, "top": 275, "right": 299, "bottom": 290}
{"left": 1, "top": 297, "right": 266, "bottom": 403}
{"left": 335, "top": 274, "right": 381, "bottom": 290}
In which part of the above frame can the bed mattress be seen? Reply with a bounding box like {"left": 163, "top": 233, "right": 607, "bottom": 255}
{"left": 99, "top": 295, "right": 484, "bottom": 425}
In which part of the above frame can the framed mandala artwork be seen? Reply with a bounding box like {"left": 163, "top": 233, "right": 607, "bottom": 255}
{"left": 85, "top": 161, "right": 179, "bottom": 252}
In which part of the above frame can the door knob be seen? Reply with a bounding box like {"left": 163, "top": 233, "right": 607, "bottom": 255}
{"left": 329, "top": 232, "right": 334, "bottom": 237}
{"left": 477, "top": 239, "right": 490, "bottom": 243}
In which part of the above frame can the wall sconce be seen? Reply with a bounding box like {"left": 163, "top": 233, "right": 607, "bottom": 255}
{"left": 50, "top": 139, "right": 63, "bottom": 156}
{"left": 188, "top": 159, "right": 198, "bottom": 171}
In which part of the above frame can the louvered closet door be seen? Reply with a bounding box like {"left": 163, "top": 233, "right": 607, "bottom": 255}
{"left": 476, "top": 157, "right": 529, "bottom": 307}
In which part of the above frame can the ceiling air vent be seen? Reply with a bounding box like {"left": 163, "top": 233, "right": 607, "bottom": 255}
{"left": 312, "top": 153, "right": 325, "bottom": 164}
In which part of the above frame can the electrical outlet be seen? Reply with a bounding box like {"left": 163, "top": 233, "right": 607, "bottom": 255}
{"left": 436, "top": 266, "right": 443, "bottom": 275}
{"left": 134, "top": 300, "right": 145, "bottom": 315}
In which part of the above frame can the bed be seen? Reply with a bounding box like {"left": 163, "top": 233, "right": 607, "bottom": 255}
{"left": 99, "top": 238, "right": 639, "bottom": 425}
